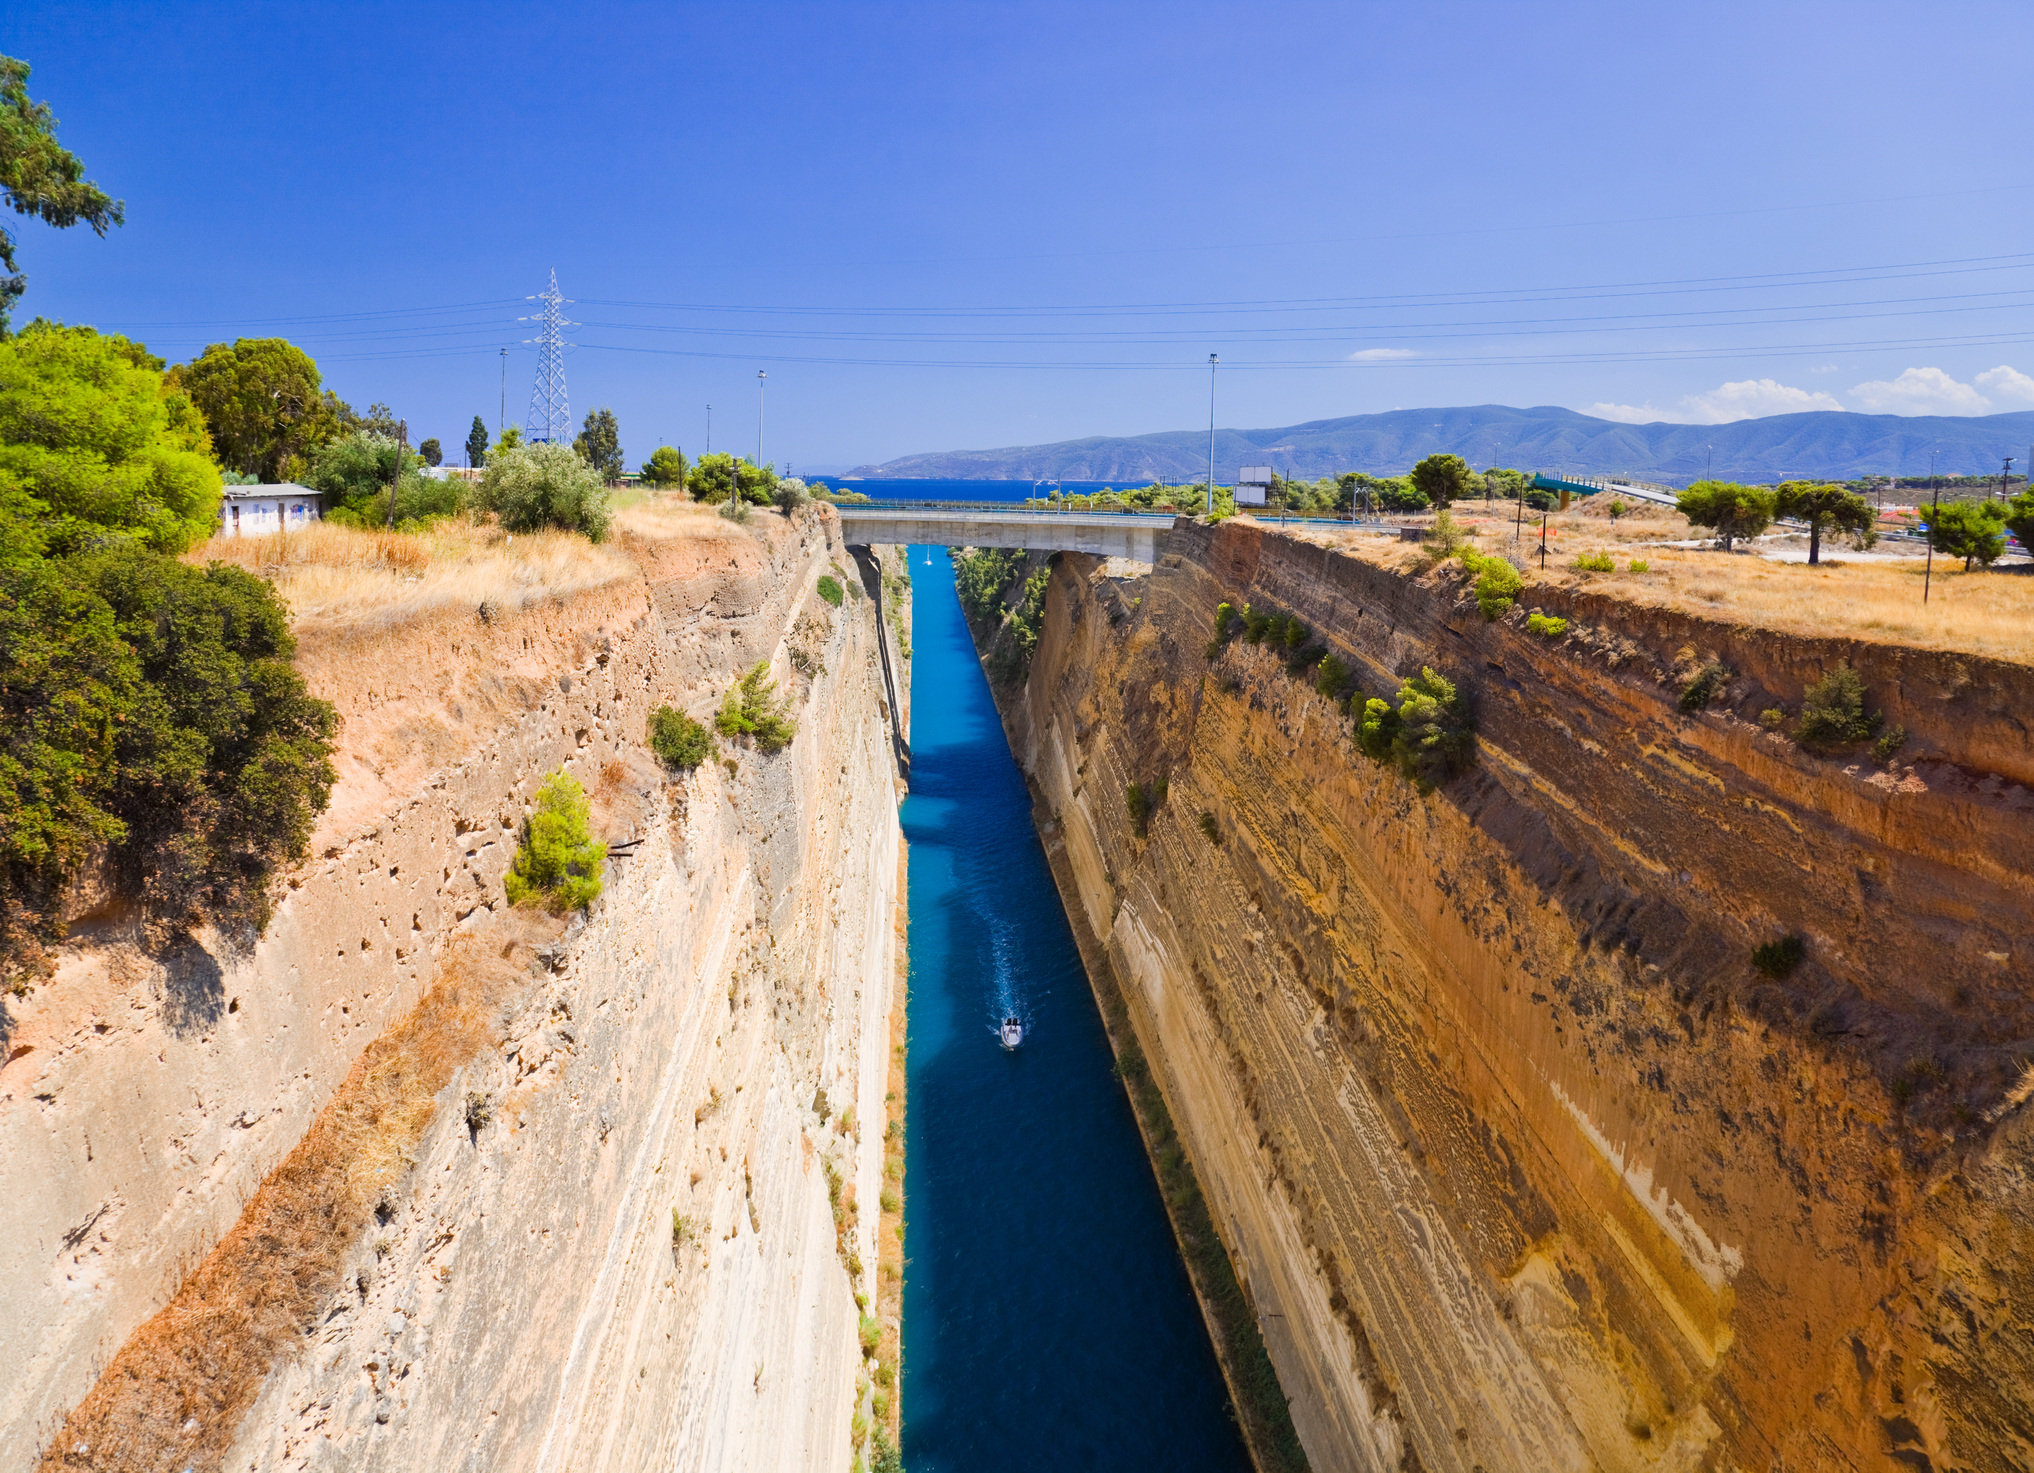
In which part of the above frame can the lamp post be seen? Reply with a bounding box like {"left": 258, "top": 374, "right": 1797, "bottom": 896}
{"left": 757, "top": 371, "right": 767, "bottom": 471}
{"left": 1205, "top": 353, "right": 1218, "bottom": 516}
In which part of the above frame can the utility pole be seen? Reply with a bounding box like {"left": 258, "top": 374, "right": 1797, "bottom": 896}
{"left": 1924, "top": 450, "right": 1938, "bottom": 604}
{"left": 1205, "top": 354, "right": 1218, "bottom": 516}
{"left": 757, "top": 371, "right": 767, "bottom": 471}
{"left": 386, "top": 419, "right": 408, "bottom": 531}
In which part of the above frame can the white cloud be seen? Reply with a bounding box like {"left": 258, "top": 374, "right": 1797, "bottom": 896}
{"left": 1683, "top": 378, "right": 1844, "bottom": 422}
{"left": 1583, "top": 377, "right": 1842, "bottom": 426}
{"left": 1346, "top": 348, "right": 1416, "bottom": 361}
{"left": 1976, "top": 364, "right": 2034, "bottom": 404}
{"left": 1848, "top": 366, "right": 1992, "bottom": 416}
{"left": 1585, "top": 401, "right": 1667, "bottom": 424}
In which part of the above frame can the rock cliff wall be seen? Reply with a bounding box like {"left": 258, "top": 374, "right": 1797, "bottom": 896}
{"left": 991, "top": 521, "right": 2034, "bottom": 1472}
{"left": 4, "top": 506, "right": 908, "bottom": 1472}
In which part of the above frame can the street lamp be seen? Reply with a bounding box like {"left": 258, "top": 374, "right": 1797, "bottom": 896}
{"left": 1205, "top": 354, "right": 1218, "bottom": 516}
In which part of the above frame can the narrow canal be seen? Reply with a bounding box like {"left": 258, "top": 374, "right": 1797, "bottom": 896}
{"left": 900, "top": 547, "right": 1250, "bottom": 1471}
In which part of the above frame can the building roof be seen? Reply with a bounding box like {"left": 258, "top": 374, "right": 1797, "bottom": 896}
{"left": 221, "top": 482, "right": 319, "bottom": 501}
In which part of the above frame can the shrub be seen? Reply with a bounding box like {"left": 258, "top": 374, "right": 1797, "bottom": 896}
{"left": 858, "top": 1314, "right": 882, "bottom": 1356}
{"left": 649, "top": 705, "right": 714, "bottom": 769}
{"left": 1242, "top": 606, "right": 1272, "bottom": 644}
{"left": 715, "top": 662, "right": 797, "bottom": 752}
{"left": 1872, "top": 724, "right": 1908, "bottom": 765}
{"left": 1315, "top": 653, "right": 1349, "bottom": 698}
{"left": 870, "top": 1429, "right": 904, "bottom": 1473}
{"left": 1751, "top": 935, "right": 1804, "bottom": 979}
{"left": 716, "top": 497, "right": 751, "bottom": 524}
{"left": 1607, "top": 499, "right": 1630, "bottom": 519}
{"left": 1525, "top": 612, "right": 1567, "bottom": 638}
{"left": 1463, "top": 551, "right": 1522, "bottom": 619}
{"left": 504, "top": 771, "right": 605, "bottom": 913}
{"left": 1796, "top": 662, "right": 1880, "bottom": 749}
{"left": 1628, "top": 559, "right": 1649, "bottom": 573}
{"left": 671, "top": 1209, "right": 695, "bottom": 1245}
{"left": 1759, "top": 708, "right": 1785, "bottom": 730}
{"left": 3, "top": 546, "right": 340, "bottom": 969}
{"left": 1197, "top": 811, "right": 1221, "bottom": 845}
{"left": 1389, "top": 667, "right": 1475, "bottom": 788}
{"left": 1356, "top": 696, "right": 1401, "bottom": 763}
{"left": 1281, "top": 618, "right": 1308, "bottom": 651}
{"left": 1571, "top": 551, "right": 1615, "bottom": 572}
{"left": 1126, "top": 782, "right": 1151, "bottom": 838}
{"left": 473, "top": 441, "right": 612, "bottom": 540}
{"left": 773, "top": 477, "right": 809, "bottom": 516}
{"left": 1213, "top": 600, "right": 1237, "bottom": 637}
{"left": 817, "top": 574, "right": 844, "bottom": 607}
{"left": 1678, "top": 662, "right": 1730, "bottom": 713}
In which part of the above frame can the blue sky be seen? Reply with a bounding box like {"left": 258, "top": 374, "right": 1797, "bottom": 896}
{"left": 6, "top": 1, "right": 2033, "bottom": 470}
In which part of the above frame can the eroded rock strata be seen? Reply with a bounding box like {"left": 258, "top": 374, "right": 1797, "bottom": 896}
{"left": 985, "top": 522, "right": 2033, "bottom": 1472}
{"left": 5, "top": 508, "right": 908, "bottom": 1473}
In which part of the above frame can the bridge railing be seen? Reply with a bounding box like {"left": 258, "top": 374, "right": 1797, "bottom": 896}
{"left": 835, "top": 500, "right": 1178, "bottom": 519}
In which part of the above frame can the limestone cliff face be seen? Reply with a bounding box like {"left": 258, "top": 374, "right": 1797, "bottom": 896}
{"left": 993, "top": 522, "right": 2034, "bottom": 1473}
{"left": 3, "top": 507, "right": 907, "bottom": 1472}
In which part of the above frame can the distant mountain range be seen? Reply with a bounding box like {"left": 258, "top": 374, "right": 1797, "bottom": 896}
{"left": 847, "top": 405, "right": 2034, "bottom": 485}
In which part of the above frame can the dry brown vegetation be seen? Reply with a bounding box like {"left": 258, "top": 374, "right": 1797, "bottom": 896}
{"left": 186, "top": 519, "right": 633, "bottom": 637}
{"left": 873, "top": 837, "right": 909, "bottom": 1448}
{"left": 38, "top": 913, "right": 559, "bottom": 1473}
{"left": 1290, "top": 502, "right": 2034, "bottom": 666}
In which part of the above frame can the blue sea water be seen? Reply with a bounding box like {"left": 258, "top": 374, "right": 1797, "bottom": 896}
{"left": 900, "top": 545, "right": 1249, "bottom": 1472}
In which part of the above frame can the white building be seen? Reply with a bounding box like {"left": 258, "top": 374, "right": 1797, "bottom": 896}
{"left": 1236, "top": 466, "right": 1275, "bottom": 507}
{"left": 218, "top": 483, "right": 323, "bottom": 537}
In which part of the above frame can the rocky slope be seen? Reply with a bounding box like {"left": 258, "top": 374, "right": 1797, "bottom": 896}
{"left": 4, "top": 505, "right": 909, "bottom": 1472}
{"left": 985, "top": 521, "right": 2034, "bottom": 1472}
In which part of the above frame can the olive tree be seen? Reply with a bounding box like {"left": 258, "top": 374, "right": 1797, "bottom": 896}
{"left": 476, "top": 440, "right": 613, "bottom": 540}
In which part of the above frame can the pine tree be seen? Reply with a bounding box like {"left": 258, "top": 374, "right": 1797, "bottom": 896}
{"left": 465, "top": 414, "right": 488, "bottom": 469}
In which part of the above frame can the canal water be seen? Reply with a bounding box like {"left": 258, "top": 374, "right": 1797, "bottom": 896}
{"left": 900, "top": 547, "right": 1249, "bottom": 1471}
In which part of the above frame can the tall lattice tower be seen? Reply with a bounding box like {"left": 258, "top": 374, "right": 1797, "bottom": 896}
{"left": 521, "top": 270, "right": 574, "bottom": 443}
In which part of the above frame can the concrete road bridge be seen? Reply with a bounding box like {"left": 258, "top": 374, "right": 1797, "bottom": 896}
{"left": 835, "top": 502, "right": 1179, "bottom": 562}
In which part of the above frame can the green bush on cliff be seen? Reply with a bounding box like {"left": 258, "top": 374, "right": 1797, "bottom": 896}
{"left": 817, "top": 573, "right": 844, "bottom": 607}
{"left": 1678, "top": 662, "right": 1731, "bottom": 714}
{"left": 1315, "top": 653, "right": 1350, "bottom": 699}
{"left": 1460, "top": 550, "right": 1523, "bottom": 619}
{"left": 1525, "top": 612, "right": 1567, "bottom": 638}
{"left": 716, "top": 662, "right": 798, "bottom": 753}
{"left": 1357, "top": 667, "right": 1475, "bottom": 789}
{"left": 648, "top": 705, "right": 714, "bottom": 769}
{"left": 1751, "top": 934, "right": 1804, "bottom": 978}
{"left": 504, "top": 771, "right": 604, "bottom": 913}
{"left": 1796, "top": 662, "right": 1880, "bottom": 749}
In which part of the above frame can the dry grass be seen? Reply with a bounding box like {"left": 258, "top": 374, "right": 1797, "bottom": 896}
{"left": 1300, "top": 504, "right": 2034, "bottom": 666}
{"left": 38, "top": 913, "right": 558, "bottom": 1473}
{"left": 186, "top": 518, "right": 633, "bottom": 635}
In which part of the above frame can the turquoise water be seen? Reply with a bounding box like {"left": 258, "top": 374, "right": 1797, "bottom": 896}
{"left": 900, "top": 547, "right": 1249, "bottom": 1471}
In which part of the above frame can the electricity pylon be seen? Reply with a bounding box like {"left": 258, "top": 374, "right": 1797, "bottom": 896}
{"left": 520, "top": 270, "right": 575, "bottom": 444}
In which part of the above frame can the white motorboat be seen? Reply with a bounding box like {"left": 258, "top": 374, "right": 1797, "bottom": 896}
{"left": 999, "top": 1016, "right": 1023, "bottom": 1050}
